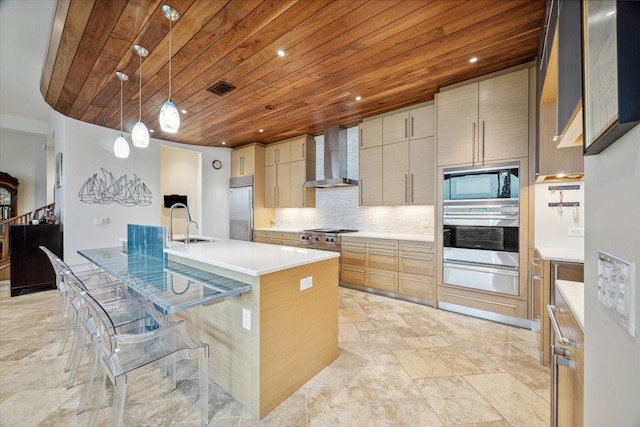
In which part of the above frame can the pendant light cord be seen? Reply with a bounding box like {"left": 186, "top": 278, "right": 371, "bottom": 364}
{"left": 168, "top": 18, "right": 172, "bottom": 100}
{"left": 120, "top": 77, "right": 123, "bottom": 135}
{"left": 138, "top": 53, "right": 142, "bottom": 121}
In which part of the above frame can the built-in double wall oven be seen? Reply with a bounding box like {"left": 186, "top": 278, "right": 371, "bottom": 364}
{"left": 442, "top": 163, "right": 520, "bottom": 296}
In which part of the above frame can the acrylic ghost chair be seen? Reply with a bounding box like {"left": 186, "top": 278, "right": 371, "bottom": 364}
{"left": 64, "top": 269, "right": 209, "bottom": 427}
{"left": 39, "top": 246, "right": 155, "bottom": 391}
{"left": 40, "top": 246, "right": 128, "bottom": 354}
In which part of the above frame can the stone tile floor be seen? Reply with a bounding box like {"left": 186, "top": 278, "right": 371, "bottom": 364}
{"left": 0, "top": 280, "right": 550, "bottom": 426}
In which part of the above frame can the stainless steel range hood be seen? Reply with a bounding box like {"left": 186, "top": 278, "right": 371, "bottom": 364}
{"left": 304, "top": 126, "right": 358, "bottom": 188}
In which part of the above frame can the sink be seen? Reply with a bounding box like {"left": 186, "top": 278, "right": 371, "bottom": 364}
{"left": 172, "top": 237, "right": 216, "bottom": 243}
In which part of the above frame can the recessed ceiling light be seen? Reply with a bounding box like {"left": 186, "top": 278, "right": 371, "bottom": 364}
{"left": 469, "top": 57, "right": 478, "bottom": 64}
{"left": 355, "top": 96, "right": 362, "bottom": 101}
{"left": 277, "top": 50, "right": 285, "bottom": 57}
{"left": 181, "top": 109, "right": 187, "bottom": 114}
{"left": 221, "top": 141, "right": 226, "bottom": 145}
{"left": 259, "top": 129, "right": 264, "bottom": 133}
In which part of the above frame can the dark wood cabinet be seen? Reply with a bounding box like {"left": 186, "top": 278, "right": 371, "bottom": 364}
{"left": 10, "top": 224, "right": 62, "bottom": 297}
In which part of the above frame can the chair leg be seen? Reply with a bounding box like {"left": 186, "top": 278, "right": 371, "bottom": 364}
{"left": 199, "top": 346, "right": 209, "bottom": 426}
{"left": 111, "top": 377, "right": 128, "bottom": 427}
{"left": 66, "top": 330, "right": 87, "bottom": 388}
{"left": 89, "top": 370, "right": 108, "bottom": 427}
{"left": 58, "top": 308, "right": 76, "bottom": 357}
{"left": 50, "top": 290, "right": 67, "bottom": 341}
{"left": 78, "top": 337, "right": 100, "bottom": 414}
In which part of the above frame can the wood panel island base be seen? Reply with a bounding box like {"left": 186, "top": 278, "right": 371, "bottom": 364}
{"left": 164, "top": 241, "right": 339, "bottom": 419}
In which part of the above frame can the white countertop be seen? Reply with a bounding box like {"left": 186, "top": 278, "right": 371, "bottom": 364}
{"left": 536, "top": 246, "right": 584, "bottom": 263}
{"left": 164, "top": 238, "right": 339, "bottom": 277}
{"left": 344, "top": 231, "right": 434, "bottom": 242}
{"left": 253, "top": 227, "right": 301, "bottom": 233}
{"left": 556, "top": 280, "right": 585, "bottom": 331}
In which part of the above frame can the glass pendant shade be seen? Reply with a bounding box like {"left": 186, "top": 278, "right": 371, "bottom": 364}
{"left": 160, "top": 6, "right": 181, "bottom": 134}
{"left": 114, "top": 135, "right": 130, "bottom": 158}
{"left": 159, "top": 100, "right": 180, "bottom": 134}
{"left": 114, "top": 71, "right": 129, "bottom": 158}
{"left": 132, "top": 44, "right": 149, "bottom": 147}
{"left": 132, "top": 121, "right": 149, "bottom": 147}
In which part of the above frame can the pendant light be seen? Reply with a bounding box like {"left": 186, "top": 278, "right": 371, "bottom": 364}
{"left": 114, "top": 71, "right": 130, "bottom": 158}
{"left": 159, "top": 5, "right": 181, "bottom": 134}
{"left": 132, "top": 44, "right": 150, "bottom": 147}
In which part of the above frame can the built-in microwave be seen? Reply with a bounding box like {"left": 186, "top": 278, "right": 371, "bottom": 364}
{"left": 444, "top": 164, "right": 519, "bottom": 201}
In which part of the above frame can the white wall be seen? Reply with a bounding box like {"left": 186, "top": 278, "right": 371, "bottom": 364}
{"left": 584, "top": 125, "right": 640, "bottom": 426}
{"left": 0, "top": 127, "right": 48, "bottom": 215}
{"left": 274, "top": 126, "right": 435, "bottom": 234}
{"left": 49, "top": 112, "right": 231, "bottom": 264}
{"left": 161, "top": 146, "right": 201, "bottom": 236}
{"left": 534, "top": 181, "right": 584, "bottom": 250}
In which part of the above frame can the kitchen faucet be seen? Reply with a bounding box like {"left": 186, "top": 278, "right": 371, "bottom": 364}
{"left": 167, "top": 202, "right": 197, "bottom": 245}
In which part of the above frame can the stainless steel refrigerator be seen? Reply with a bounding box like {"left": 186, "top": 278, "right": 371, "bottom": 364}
{"left": 229, "top": 176, "right": 254, "bottom": 241}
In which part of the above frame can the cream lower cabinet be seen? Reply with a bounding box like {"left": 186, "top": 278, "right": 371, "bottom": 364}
{"left": 341, "top": 238, "right": 398, "bottom": 293}
{"left": 399, "top": 240, "right": 434, "bottom": 301}
{"left": 253, "top": 230, "right": 299, "bottom": 247}
{"left": 342, "top": 237, "right": 435, "bottom": 303}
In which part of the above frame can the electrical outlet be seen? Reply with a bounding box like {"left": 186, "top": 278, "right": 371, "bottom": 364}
{"left": 598, "top": 251, "right": 636, "bottom": 337}
{"left": 568, "top": 227, "right": 584, "bottom": 237}
{"left": 242, "top": 308, "right": 251, "bottom": 330}
{"left": 94, "top": 217, "right": 101, "bottom": 225}
{"left": 300, "top": 276, "right": 313, "bottom": 291}
{"left": 102, "top": 217, "right": 109, "bottom": 225}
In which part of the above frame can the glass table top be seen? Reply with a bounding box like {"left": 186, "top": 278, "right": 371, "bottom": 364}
{"left": 78, "top": 247, "right": 252, "bottom": 313}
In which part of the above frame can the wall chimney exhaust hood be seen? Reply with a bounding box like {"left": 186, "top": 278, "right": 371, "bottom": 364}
{"left": 304, "top": 126, "right": 358, "bottom": 188}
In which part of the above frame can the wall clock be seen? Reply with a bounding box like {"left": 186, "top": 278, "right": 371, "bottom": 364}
{"left": 211, "top": 159, "right": 222, "bottom": 170}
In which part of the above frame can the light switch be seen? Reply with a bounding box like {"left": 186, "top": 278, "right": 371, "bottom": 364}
{"left": 242, "top": 308, "right": 251, "bottom": 330}
{"left": 598, "top": 251, "right": 636, "bottom": 337}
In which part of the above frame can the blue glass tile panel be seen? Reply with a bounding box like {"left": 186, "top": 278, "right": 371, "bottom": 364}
{"left": 127, "top": 224, "right": 166, "bottom": 258}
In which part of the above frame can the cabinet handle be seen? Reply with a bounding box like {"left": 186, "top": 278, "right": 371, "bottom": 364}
{"left": 410, "top": 174, "right": 414, "bottom": 204}
{"left": 369, "top": 251, "right": 396, "bottom": 257}
{"left": 240, "top": 156, "right": 244, "bottom": 175}
{"left": 360, "top": 179, "right": 363, "bottom": 204}
{"left": 301, "top": 143, "right": 304, "bottom": 159}
{"left": 546, "top": 305, "right": 579, "bottom": 348}
{"left": 276, "top": 148, "right": 279, "bottom": 164}
{"left": 405, "top": 174, "right": 408, "bottom": 204}
{"left": 411, "top": 116, "right": 414, "bottom": 137}
{"left": 471, "top": 122, "right": 476, "bottom": 164}
{"left": 404, "top": 118, "right": 408, "bottom": 138}
{"left": 344, "top": 267, "right": 366, "bottom": 273}
{"left": 401, "top": 255, "right": 431, "bottom": 261}
{"left": 369, "top": 271, "right": 395, "bottom": 279}
{"left": 360, "top": 129, "right": 363, "bottom": 147}
{"left": 481, "top": 120, "right": 485, "bottom": 162}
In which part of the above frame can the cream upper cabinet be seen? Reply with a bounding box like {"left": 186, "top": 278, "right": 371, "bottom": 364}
{"left": 359, "top": 118, "right": 382, "bottom": 149}
{"left": 264, "top": 135, "right": 315, "bottom": 208}
{"left": 265, "top": 141, "right": 291, "bottom": 167}
{"left": 437, "top": 68, "right": 529, "bottom": 167}
{"left": 382, "top": 104, "right": 434, "bottom": 145}
{"left": 289, "top": 160, "right": 315, "bottom": 208}
{"left": 231, "top": 144, "right": 256, "bottom": 177}
{"left": 289, "top": 135, "right": 315, "bottom": 162}
{"left": 409, "top": 136, "right": 435, "bottom": 205}
{"left": 264, "top": 163, "right": 291, "bottom": 208}
{"left": 382, "top": 142, "right": 409, "bottom": 205}
{"left": 382, "top": 136, "right": 434, "bottom": 206}
{"left": 359, "top": 146, "right": 382, "bottom": 206}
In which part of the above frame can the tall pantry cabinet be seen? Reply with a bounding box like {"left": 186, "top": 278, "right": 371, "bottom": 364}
{"left": 435, "top": 65, "right": 534, "bottom": 322}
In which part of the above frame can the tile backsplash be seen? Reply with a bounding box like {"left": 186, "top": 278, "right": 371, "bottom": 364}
{"left": 274, "top": 126, "right": 435, "bottom": 234}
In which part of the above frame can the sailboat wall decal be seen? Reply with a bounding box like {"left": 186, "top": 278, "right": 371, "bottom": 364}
{"left": 78, "top": 168, "right": 152, "bottom": 206}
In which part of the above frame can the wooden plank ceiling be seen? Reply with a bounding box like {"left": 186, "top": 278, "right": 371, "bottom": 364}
{"left": 41, "top": 0, "right": 544, "bottom": 148}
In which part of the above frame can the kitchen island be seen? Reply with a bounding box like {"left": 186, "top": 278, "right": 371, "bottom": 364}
{"left": 164, "top": 239, "right": 340, "bottom": 419}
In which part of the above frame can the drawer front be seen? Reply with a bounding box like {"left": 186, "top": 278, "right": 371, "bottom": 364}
{"left": 399, "top": 240, "right": 433, "bottom": 253}
{"left": 399, "top": 252, "right": 434, "bottom": 276}
{"left": 253, "top": 231, "right": 268, "bottom": 243}
{"left": 342, "top": 264, "right": 367, "bottom": 286}
{"left": 367, "top": 267, "right": 398, "bottom": 293}
{"left": 342, "top": 247, "right": 366, "bottom": 266}
{"left": 283, "top": 235, "right": 299, "bottom": 247}
{"left": 399, "top": 273, "right": 433, "bottom": 299}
